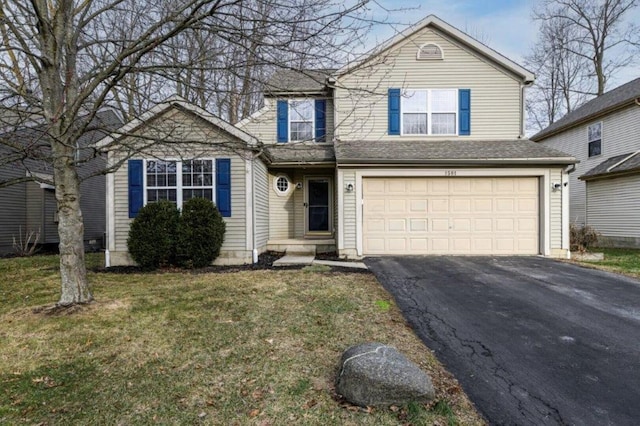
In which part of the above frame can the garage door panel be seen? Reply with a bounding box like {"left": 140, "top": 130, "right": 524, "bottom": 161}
{"left": 363, "top": 177, "right": 539, "bottom": 255}
{"left": 410, "top": 219, "right": 427, "bottom": 231}
{"left": 431, "top": 199, "right": 449, "bottom": 212}
{"left": 388, "top": 219, "right": 406, "bottom": 232}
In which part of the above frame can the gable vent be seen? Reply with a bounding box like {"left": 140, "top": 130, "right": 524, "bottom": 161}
{"left": 417, "top": 44, "right": 443, "bottom": 60}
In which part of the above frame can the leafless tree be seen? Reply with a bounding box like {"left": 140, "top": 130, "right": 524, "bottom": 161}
{"left": 527, "top": 0, "right": 639, "bottom": 131}
{"left": 0, "top": 0, "right": 373, "bottom": 308}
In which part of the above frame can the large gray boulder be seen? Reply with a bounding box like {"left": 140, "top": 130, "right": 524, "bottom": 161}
{"left": 335, "top": 342, "right": 435, "bottom": 407}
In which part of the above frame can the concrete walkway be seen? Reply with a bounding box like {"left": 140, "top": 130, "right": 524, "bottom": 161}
{"left": 273, "top": 255, "right": 367, "bottom": 270}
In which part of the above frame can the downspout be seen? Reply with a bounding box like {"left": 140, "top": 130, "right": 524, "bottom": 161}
{"left": 520, "top": 80, "right": 534, "bottom": 138}
{"left": 562, "top": 163, "right": 576, "bottom": 259}
{"left": 251, "top": 154, "right": 258, "bottom": 264}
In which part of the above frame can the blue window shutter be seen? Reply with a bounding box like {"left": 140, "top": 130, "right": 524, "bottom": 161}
{"left": 216, "top": 158, "right": 231, "bottom": 217}
{"left": 388, "top": 88, "right": 401, "bottom": 135}
{"left": 315, "top": 99, "right": 326, "bottom": 142}
{"left": 459, "top": 89, "right": 471, "bottom": 136}
{"left": 128, "top": 159, "right": 143, "bottom": 218}
{"left": 277, "top": 100, "right": 288, "bottom": 143}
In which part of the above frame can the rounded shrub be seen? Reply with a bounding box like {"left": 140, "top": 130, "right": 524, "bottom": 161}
{"left": 127, "top": 200, "right": 180, "bottom": 269}
{"left": 176, "top": 197, "right": 226, "bottom": 268}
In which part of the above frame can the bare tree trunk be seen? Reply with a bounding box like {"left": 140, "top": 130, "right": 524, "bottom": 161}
{"left": 52, "top": 145, "right": 92, "bottom": 305}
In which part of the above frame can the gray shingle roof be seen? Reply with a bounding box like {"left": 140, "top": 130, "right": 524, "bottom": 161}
{"left": 263, "top": 144, "right": 335, "bottom": 164}
{"left": 335, "top": 139, "right": 576, "bottom": 164}
{"left": 580, "top": 151, "right": 640, "bottom": 180}
{"left": 264, "top": 69, "right": 334, "bottom": 95}
{"left": 531, "top": 77, "right": 640, "bottom": 141}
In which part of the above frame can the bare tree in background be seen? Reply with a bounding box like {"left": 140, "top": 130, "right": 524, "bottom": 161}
{"left": 0, "top": 0, "right": 372, "bottom": 308}
{"left": 527, "top": 0, "right": 640, "bottom": 131}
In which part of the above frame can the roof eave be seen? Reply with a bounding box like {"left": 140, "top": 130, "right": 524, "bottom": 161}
{"left": 265, "top": 90, "right": 327, "bottom": 97}
{"left": 531, "top": 99, "right": 637, "bottom": 141}
{"left": 580, "top": 168, "right": 640, "bottom": 181}
{"left": 336, "top": 157, "right": 577, "bottom": 166}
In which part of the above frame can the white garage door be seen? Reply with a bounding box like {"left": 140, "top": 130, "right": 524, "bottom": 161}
{"left": 363, "top": 177, "right": 539, "bottom": 255}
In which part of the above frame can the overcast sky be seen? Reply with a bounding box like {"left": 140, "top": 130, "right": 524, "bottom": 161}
{"left": 366, "top": 0, "right": 638, "bottom": 89}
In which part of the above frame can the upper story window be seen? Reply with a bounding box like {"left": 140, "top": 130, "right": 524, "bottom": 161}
{"left": 417, "top": 43, "right": 443, "bottom": 60}
{"left": 588, "top": 122, "right": 602, "bottom": 157}
{"left": 289, "top": 100, "right": 314, "bottom": 141}
{"left": 277, "top": 99, "right": 326, "bottom": 143}
{"left": 402, "top": 89, "right": 457, "bottom": 135}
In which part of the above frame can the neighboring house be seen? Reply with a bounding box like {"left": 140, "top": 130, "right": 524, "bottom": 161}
{"left": 531, "top": 77, "right": 640, "bottom": 247}
{"left": 0, "top": 110, "right": 123, "bottom": 255}
{"left": 102, "top": 15, "right": 577, "bottom": 266}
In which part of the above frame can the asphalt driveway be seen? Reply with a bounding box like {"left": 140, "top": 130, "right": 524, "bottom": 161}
{"left": 365, "top": 256, "right": 640, "bottom": 426}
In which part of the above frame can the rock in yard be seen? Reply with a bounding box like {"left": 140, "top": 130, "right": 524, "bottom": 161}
{"left": 335, "top": 342, "right": 435, "bottom": 407}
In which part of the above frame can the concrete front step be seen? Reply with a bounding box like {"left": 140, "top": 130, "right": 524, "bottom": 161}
{"left": 266, "top": 239, "right": 335, "bottom": 255}
{"left": 273, "top": 255, "right": 315, "bottom": 266}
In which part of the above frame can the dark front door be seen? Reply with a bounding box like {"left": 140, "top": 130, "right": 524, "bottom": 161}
{"left": 307, "top": 178, "right": 331, "bottom": 233}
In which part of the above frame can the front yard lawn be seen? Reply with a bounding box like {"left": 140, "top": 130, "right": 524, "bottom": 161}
{"left": 572, "top": 247, "right": 640, "bottom": 279}
{"left": 0, "top": 254, "right": 483, "bottom": 425}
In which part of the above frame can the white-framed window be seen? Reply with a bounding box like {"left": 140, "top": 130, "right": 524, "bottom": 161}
{"left": 145, "top": 159, "right": 215, "bottom": 207}
{"left": 588, "top": 122, "right": 602, "bottom": 157}
{"left": 289, "top": 99, "right": 314, "bottom": 141}
{"left": 401, "top": 89, "right": 457, "bottom": 136}
{"left": 273, "top": 174, "right": 291, "bottom": 196}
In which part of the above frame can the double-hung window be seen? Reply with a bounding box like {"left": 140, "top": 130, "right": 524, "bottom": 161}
{"left": 401, "top": 89, "right": 458, "bottom": 135}
{"left": 588, "top": 122, "right": 602, "bottom": 157}
{"left": 289, "top": 100, "right": 314, "bottom": 141}
{"left": 145, "top": 159, "right": 215, "bottom": 207}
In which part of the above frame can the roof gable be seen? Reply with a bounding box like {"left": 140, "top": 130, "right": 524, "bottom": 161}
{"left": 96, "top": 96, "right": 258, "bottom": 150}
{"left": 336, "top": 15, "right": 534, "bottom": 82}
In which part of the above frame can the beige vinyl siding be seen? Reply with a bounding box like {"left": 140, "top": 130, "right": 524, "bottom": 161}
{"left": 237, "top": 98, "right": 334, "bottom": 144}
{"left": 335, "top": 29, "right": 522, "bottom": 141}
{"left": 340, "top": 169, "right": 357, "bottom": 250}
{"left": 540, "top": 105, "right": 640, "bottom": 225}
{"left": 550, "top": 168, "right": 563, "bottom": 250}
{"left": 110, "top": 106, "right": 248, "bottom": 256}
{"left": 254, "top": 159, "right": 269, "bottom": 249}
{"left": 587, "top": 175, "right": 640, "bottom": 239}
{"left": 268, "top": 170, "right": 296, "bottom": 239}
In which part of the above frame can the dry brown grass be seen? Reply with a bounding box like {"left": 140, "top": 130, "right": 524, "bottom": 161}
{"left": 0, "top": 254, "right": 484, "bottom": 425}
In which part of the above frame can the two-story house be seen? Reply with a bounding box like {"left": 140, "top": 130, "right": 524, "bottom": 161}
{"left": 101, "top": 15, "right": 576, "bottom": 266}
{"left": 531, "top": 77, "right": 640, "bottom": 248}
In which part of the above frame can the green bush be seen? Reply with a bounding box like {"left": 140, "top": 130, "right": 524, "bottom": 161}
{"left": 176, "top": 198, "right": 226, "bottom": 268}
{"left": 127, "top": 200, "right": 180, "bottom": 268}
{"left": 570, "top": 223, "right": 600, "bottom": 253}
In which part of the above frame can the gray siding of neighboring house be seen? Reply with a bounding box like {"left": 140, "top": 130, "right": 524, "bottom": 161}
{"left": 539, "top": 105, "right": 640, "bottom": 225}
{"left": 43, "top": 189, "right": 57, "bottom": 243}
{"left": 26, "top": 182, "right": 42, "bottom": 237}
{"left": 254, "top": 159, "right": 269, "bottom": 250}
{"left": 0, "top": 167, "right": 27, "bottom": 254}
{"left": 79, "top": 157, "right": 107, "bottom": 248}
{"left": 108, "top": 106, "right": 252, "bottom": 265}
{"left": 587, "top": 174, "right": 640, "bottom": 247}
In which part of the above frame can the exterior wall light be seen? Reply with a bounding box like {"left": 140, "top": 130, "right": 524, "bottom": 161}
{"left": 346, "top": 183, "right": 354, "bottom": 192}
{"left": 296, "top": 182, "right": 303, "bottom": 190}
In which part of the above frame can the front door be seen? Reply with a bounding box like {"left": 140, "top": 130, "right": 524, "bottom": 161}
{"left": 305, "top": 177, "right": 332, "bottom": 235}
